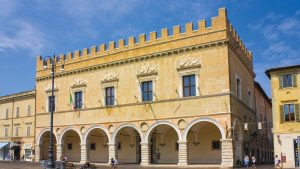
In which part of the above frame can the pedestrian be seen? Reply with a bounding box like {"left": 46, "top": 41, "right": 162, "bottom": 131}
{"left": 252, "top": 155, "right": 256, "bottom": 168}
{"left": 244, "top": 155, "right": 249, "bottom": 167}
{"left": 64, "top": 155, "right": 68, "bottom": 162}
{"left": 110, "top": 158, "right": 118, "bottom": 169}
{"left": 275, "top": 155, "right": 282, "bottom": 169}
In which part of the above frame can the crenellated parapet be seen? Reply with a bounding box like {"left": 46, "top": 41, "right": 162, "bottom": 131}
{"left": 36, "top": 7, "right": 253, "bottom": 77}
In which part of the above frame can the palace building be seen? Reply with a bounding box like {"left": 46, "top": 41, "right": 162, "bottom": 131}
{"left": 266, "top": 65, "right": 300, "bottom": 168}
{"left": 0, "top": 8, "right": 274, "bottom": 168}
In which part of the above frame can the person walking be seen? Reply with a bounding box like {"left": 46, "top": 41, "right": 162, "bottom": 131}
{"left": 275, "top": 155, "right": 282, "bottom": 169}
{"left": 244, "top": 155, "right": 249, "bottom": 167}
{"left": 252, "top": 155, "right": 256, "bottom": 168}
{"left": 110, "top": 158, "right": 118, "bottom": 169}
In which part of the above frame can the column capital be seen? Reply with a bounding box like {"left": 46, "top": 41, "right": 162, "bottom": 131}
{"left": 107, "top": 143, "right": 115, "bottom": 146}
{"left": 56, "top": 143, "right": 63, "bottom": 146}
{"left": 220, "top": 139, "right": 233, "bottom": 143}
{"left": 177, "top": 141, "right": 187, "bottom": 144}
{"left": 80, "top": 143, "right": 87, "bottom": 146}
{"left": 140, "top": 142, "right": 149, "bottom": 146}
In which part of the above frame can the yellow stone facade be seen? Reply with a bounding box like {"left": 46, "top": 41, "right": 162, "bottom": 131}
{"left": 266, "top": 65, "right": 300, "bottom": 168}
{"left": 0, "top": 90, "right": 35, "bottom": 161}
{"left": 0, "top": 8, "right": 273, "bottom": 168}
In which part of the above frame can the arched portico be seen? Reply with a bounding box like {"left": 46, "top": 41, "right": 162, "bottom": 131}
{"left": 145, "top": 121, "right": 182, "bottom": 164}
{"left": 83, "top": 126, "right": 110, "bottom": 163}
{"left": 112, "top": 124, "right": 143, "bottom": 164}
{"left": 36, "top": 129, "right": 58, "bottom": 161}
{"left": 59, "top": 127, "right": 82, "bottom": 162}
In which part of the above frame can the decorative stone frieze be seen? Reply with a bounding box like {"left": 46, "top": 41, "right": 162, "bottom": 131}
{"left": 101, "top": 72, "right": 119, "bottom": 83}
{"left": 71, "top": 78, "right": 87, "bottom": 88}
{"left": 136, "top": 65, "right": 158, "bottom": 77}
{"left": 176, "top": 57, "right": 201, "bottom": 70}
{"left": 45, "top": 84, "right": 59, "bottom": 93}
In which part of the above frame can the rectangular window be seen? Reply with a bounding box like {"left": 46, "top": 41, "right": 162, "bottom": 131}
{"left": 16, "top": 107, "right": 19, "bottom": 117}
{"left": 5, "top": 108, "right": 9, "bottom": 119}
{"left": 236, "top": 78, "right": 241, "bottom": 99}
{"left": 26, "top": 126, "right": 31, "bottom": 136}
{"left": 90, "top": 143, "right": 96, "bottom": 150}
{"left": 183, "top": 75, "right": 196, "bottom": 97}
{"left": 48, "top": 96, "right": 55, "bottom": 112}
{"left": 282, "top": 74, "right": 293, "bottom": 88}
{"left": 142, "top": 81, "right": 153, "bottom": 102}
{"left": 4, "top": 128, "right": 8, "bottom": 137}
{"left": 15, "top": 126, "right": 19, "bottom": 137}
{"left": 105, "top": 87, "right": 115, "bottom": 106}
{"left": 248, "top": 91, "right": 252, "bottom": 108}
{"left": 27, "top": 105, "right": 31, "bottom": 116}
{"left": 74, "top": 91, "right": 83, "bottom": 109}
{"left": 284, "top": 104, "right": 295, "bottom": 122}
{"left": 212, "top": 141, "right": 220, "bottom": 150}
{"left": 68, "top": 143, "right": 72, "bottom": 150}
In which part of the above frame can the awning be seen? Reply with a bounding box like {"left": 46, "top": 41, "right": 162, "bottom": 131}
{"left": 0, "top": 142, "right": 9, "bottom": 149}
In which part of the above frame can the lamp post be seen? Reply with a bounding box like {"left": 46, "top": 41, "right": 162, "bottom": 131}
{"left": 43, "top": 55, "right": 64, "bottom": 169}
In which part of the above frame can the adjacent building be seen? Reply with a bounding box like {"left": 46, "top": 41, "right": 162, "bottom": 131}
{"left": 0, "top": 90, "right": 35, "bottom": 161}
{"left": 266, "top": 65, "right": 300, "bottom": 168}
{"left": 254, "top": 82, "right": 273, "bottom": 164}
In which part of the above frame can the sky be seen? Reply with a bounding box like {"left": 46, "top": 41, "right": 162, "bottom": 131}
{"left": 0, "top": 0, "right": 299, "bottom": 96}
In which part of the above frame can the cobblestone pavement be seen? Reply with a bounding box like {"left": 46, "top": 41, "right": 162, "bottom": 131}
{"left": 0, "top": 161, "right": 277, "bottom": 169}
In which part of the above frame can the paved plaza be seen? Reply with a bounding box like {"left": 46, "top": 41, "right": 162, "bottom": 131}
{"left": 0, "top": 161, "right": 279, "bottom": 169}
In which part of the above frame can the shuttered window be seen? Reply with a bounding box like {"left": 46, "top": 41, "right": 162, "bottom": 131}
{"left": 280, "top": 104, "right": 300, "bottom": 123}
{"left": 280, "top": 74, "right": 297, "bottom": 88}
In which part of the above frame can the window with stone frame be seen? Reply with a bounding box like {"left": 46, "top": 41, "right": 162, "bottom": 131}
{"left": 74, "top": 91, "right": 83, "bottom": 109}
{"left": 105, "top": 87, "right": 115, "bottom": 106}
{"left": 141, "top": 81, "right": 153, "bottom": 102}
{"left": 182, "top": 74, "right": 196, "bottom": 97}
{"left": 48, "top": 96, "right": 55, "bottom": 112}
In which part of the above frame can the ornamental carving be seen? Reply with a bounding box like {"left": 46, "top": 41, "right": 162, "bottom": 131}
{"left": 71, "top": 78, "right": 87, "bottom": 88}
{"left": 45, "top": 84, "right": 59, "bottom": 93}
{"left": 176, "top": 57, "right": 201, "bottom": 70}
{"left": 136, "top": 65, "right": 158, "bottom": 77}
{"left": 101, "top": 72, "right": 119, "bottom": 83}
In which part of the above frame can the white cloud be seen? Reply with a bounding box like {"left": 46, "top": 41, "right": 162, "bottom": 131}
{"left": 0, "top": 20, "right": 47, "bottom": 55}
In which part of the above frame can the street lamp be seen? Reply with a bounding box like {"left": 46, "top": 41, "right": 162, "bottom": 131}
{"left": 43, "top": 54, "right": 64, "bottom": 169}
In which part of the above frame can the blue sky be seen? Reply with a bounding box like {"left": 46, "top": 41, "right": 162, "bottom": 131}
{"left": 0, "top": 0, "right": 299, "bottom": 96}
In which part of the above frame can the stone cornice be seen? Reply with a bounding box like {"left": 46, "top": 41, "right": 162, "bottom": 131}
{"left": 0, "top": 90, "right": 35, "bottom": 103}
{"left": 36, "top": 39, "right": 229, "bottom": 82}
{"left": 136, "top": 65, "right": 158, "bottom": 77}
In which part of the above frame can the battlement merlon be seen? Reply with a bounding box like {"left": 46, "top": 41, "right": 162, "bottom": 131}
{"left": 37, "top": 7, "right": 253, "bottom": 71}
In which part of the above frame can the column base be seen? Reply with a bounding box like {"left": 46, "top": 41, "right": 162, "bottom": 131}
{"left": 177, "top": 162, "right": 188, "bottom": 166}
{"left": 140, "top": 162, "right": 150, "bottom": 166}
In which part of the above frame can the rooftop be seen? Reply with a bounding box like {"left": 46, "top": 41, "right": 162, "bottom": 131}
{"left": 265, "top": 64, "right": 300, "bottom": 78}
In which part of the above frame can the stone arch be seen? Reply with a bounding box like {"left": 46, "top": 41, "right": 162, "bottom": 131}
{"left": 83, "top": 125, "right": 111, "bottom": 144}
{"left": 111, "top": 124, "right": 144, "bottom": 144}
{"left": 36, "top": 128, "right": 58, "bottom": 145}
{"left": 144, "top": 120, "right": 182, "bottom": 143}
{"left": 183, "top": 117, "right": 225, "bottom": 142}
{"left": 58, "top": 127, "right": 83, "bottom": 144}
